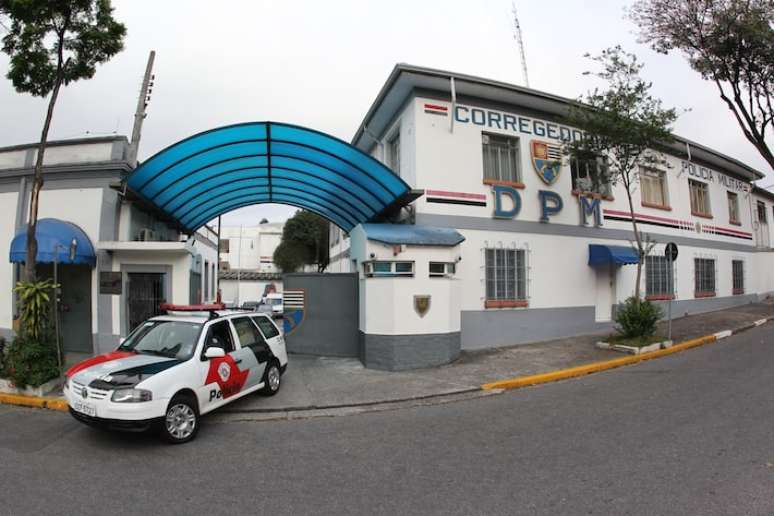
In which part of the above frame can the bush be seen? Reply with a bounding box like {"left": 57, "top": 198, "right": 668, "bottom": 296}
{"left": 0, "top": 336, "right": 6, "bottom": 376}
{"left": 614, "top": 297, "right": 663, "bottom": 339}
{"left": 3, "top": 332, "right": 60, "bottom": 388}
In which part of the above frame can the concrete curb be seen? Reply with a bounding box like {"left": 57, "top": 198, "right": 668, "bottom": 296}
{"left": 481, "top": 315, "right": 773, "bottom": 391}
{"left": 0, "top": 393, "right": 67, "bottom": 412}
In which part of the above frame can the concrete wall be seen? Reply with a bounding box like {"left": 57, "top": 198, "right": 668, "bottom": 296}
{"left": 0, "top": 191, "right": 18, "bottom": 333}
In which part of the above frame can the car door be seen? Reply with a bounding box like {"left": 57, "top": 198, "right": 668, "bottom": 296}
{"left": 197, "top": 319, "right": 250, "bottom": 413}
{"left": 251, "top": 314, "right": 287, "bottom": 366}
{"left": 230, "top": 316, "right": 270, "bottom": 390}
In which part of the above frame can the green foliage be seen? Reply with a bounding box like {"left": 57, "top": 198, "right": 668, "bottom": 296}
{"left": 0, "top": 0, "right": 127, "bottom": 97}
{"left": 14, "top": 279, "right": 58, "bottom": 340}
{"left": 630, "top": 0, "right": 774, "bottom": 170}
{"left": 3, "top": 332, "right": 60, "bottom": 388}
{"left": 614, "top": 297, "right": 663, "bottom": 339}
{"left": 0, "top": 336, "right": 6, "bottom": 376}
{"left": 273, "top": 211, "right": 330, "bottom": 273}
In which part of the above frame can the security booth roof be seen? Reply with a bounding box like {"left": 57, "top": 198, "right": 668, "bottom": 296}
{"left": 588, "top": 244, "right": 639, "bottom": 267}
{"left": 9, "top": 218, "right": 96, "bottom": 267}
{"left": 361, "top": 223, "right": 465, "bottom": 247}
{"left": 126, "top": 122, "right": 418, "bottom": 233}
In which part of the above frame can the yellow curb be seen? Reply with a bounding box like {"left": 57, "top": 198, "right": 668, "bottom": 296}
{"left": 0, "top": 393, "right": 68, "bottom": 412}
{"left": 482, "top": 335, "right": 717, "bottom": 391}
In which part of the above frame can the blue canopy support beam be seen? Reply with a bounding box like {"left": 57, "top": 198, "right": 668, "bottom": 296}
{"left": 588, "top": 244, "right": 640, "bottom": 267}
{"left": 125, "top": 122, "right": 420, "bottom": 232}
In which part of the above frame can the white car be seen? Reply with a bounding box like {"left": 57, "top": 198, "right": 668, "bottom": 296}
{"left": 64, "top": 306, "right": 288, "bottom": 444}
{"left": 259, "top": 293, "right": 284, "bottom": 318}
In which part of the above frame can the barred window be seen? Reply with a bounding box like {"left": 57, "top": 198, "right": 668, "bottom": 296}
{"left": 757, "top": 201, "right": 768, "bottom": 224}
{"left": 641, "top": 168, "right": 669, "bottom": 207}
{"left": 694, "top": 258, "right": 716, "bottom": 295}
{"left": 482, "top": 133, "right": 521, "bottom": 183}
{"left": 689, "top": 180, "right": 711, "bottom": 217}
{"left": 645, "top": 255, "right": 674, "bottom": 298}
{"left": 571, "top": 155, "right": 612, "bottom": 197}
{"left": 732, "top": 260, "right": 744, "bottom": 294}
{"left": 727, "top": 192, "right": 740, "bottom": 224}
{"left": 485, "top": 249, "right": 526, "bottom": 302}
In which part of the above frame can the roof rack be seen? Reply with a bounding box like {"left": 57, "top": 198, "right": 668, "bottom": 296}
{"left": 159, "top": 303, "right": 226, "bottom": 320}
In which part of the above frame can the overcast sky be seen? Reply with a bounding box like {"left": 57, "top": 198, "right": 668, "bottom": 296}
{"left": 1, "top": 0, "right": 771, "bottom": 226}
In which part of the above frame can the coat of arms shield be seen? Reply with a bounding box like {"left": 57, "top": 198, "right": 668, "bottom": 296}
{"left": 414, "top": 295, "right": 431, "bottom": 317}
{"left": 531, "top": 140, "right": 562, "bottom": 185}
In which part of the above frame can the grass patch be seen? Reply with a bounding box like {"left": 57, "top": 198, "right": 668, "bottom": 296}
{"left": 606, "top": 334, "right": 664, "bottom": 348}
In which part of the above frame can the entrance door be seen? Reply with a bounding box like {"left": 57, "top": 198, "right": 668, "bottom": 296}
{"left": 594, "top": 264, "right": 615, "bottom": 323}
{"left": 127, "top": 273, "right": 165, "bottom": 333}
{"left": 37, "top": 264, "right": 93, "bottom": 353}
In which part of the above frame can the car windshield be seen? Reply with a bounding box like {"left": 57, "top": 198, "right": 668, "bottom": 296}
{"left": 267, "top": 298, "right": 282, "bottom": 306}
{"left": 118, "top": 321, "right": 202, "bottom": 360}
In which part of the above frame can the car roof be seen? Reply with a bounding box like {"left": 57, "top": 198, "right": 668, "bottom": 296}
{"left": 149, "top": 310, "right": 270, "bottom": 324}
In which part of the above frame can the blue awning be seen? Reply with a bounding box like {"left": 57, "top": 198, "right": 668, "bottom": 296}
{"left": 361, "top": 224, "right": 465, "bottom": 247}
{"left": 126, "top": 122, "right": 416, "bottom": 233}
{"left": 10, "top": 218, "right": 96, "bottom": 267}
{"left": 588, "top": 244, "right": 639, "bottom": 267}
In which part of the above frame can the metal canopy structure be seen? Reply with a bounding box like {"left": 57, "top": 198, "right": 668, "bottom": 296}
{"left": 9, "top": 218, "right": 96, "bottom": 267}
{"left": 126, "top": 122, "right": 415, "bottom": 232}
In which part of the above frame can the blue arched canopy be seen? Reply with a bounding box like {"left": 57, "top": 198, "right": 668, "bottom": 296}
{"left": 126, "top": 122, "right": 416, "bottom": 232}
{"left": 9, "top": 218, "right": 96, "bottom": 267}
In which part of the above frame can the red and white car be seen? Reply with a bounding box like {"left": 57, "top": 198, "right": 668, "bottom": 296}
{"left": 64, "top": 305, "right": 288, "bottom": 443}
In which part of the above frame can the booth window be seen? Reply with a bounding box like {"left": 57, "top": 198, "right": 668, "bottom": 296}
{"left": 640, "top": 167, "right": 669, "bottom": 209}
{"left": 689, "top": 179, "right": 712, "bottom": 217}
{"left": 219, "top": 239, "right": 230, "bottom": 253}
{"left": 732, "top": 260, "right": 744, "bottom": 295}
{"left": 482, "top": 133, "right": 521, "bottom": 185}
{"left": 694, "top": 258, "right": 716, "bottom": 297}
{"left": 727, "top": 192, "right": 740, "bottom": 224}
{"left": 485, "top": 248, "right": 527, "bottom": 308}
{"left": 429, "top": 262, "right": 456, "bottom": 278}
{"left": 364, "top": 261, "right": 414, "bottom": 277}
{"left": 388, "top": 133, "right": 400, "bottom": 175}
{"left": 757, "top": 200, "right": 768, "bottom": 225}
{"left": 645, "top": 255, "right": 674, "bottom": 300}
{"left": 570, "top": 154, "right": 611, "bottom": 197}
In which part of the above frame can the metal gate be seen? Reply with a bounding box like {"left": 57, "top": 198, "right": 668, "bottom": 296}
{"left": 127, "top": 272, "right": 165, "bottom": 332}
{"left": 282, "top": 272, "right": 359, "bottom": 357}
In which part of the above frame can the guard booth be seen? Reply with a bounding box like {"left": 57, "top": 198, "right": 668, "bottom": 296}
{"left": 282, "top": 272, "right": 359, "bottom": 357}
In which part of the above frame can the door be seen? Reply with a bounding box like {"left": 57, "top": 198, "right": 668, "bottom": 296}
{"left": 127, "top": 273, "right": 165, "bottom": 332}
{"left": 251, "top": 314, "right": 287, "bottom": 366}
{"left": 231, "top": 316, "right": 270, "bottom": 388}
{"left": 37, "top": 263, "right": 93, "bottom": 353}
{"left": 197, "top": 320, "right": 251, "bottom": 413}
{"left": 594, "top": 264, "right": 615, "bottom": 323}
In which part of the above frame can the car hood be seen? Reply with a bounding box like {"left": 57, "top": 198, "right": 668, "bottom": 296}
{"left": 67, "top": 351, "right": 183, "bottom": 389}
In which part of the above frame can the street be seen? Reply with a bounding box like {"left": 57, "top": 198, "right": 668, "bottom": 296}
{"left": 2, "top": 325, "right": 774, "bottom": 516}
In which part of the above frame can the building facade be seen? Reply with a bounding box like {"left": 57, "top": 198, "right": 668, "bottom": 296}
{"left": 330, "top": 64, "right": 774, "bottom": 359}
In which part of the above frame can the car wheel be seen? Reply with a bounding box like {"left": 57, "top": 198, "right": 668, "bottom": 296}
{"left": 161, "top": 394, "right": 199, "bottom": 444}
{"left": 260, "top": 361, "right": 281, "bottom": 396}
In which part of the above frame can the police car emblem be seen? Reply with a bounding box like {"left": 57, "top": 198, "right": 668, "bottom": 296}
{"left": 81, "top": 387, "right": 88, "bottom": 399}
{"left": 531, "top": 140, "right": 562, "bottom": 185}
{"left": 218, "top": 362, "right": 231, "bottom": 382}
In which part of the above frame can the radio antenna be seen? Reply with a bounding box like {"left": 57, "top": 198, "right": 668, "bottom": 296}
{"left": 512, "top": 1, "right": 530, "bottom": 88}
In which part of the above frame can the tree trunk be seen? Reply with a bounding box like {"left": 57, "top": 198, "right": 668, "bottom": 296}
{"left": 624, "top": 181, "right": 644, "bottom": 301}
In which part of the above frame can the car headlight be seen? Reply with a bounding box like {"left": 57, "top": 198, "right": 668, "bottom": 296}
{"left": 111, "top": 388, "right": 153, "bottom": 403}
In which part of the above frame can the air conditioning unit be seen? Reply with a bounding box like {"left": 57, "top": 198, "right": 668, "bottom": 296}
{"left": 138, "top": 228, "right": 157, "bottom": 241}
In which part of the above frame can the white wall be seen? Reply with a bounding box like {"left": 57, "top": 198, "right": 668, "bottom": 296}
{"left": 0, "top": 192, "right": 18, "bottom": 330}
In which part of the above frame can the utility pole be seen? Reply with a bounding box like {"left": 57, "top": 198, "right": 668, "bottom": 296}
{"left": 127, "top": 50, "right": 156, "bottom": 168}
{"left": 512, "top": 1, "right": 530, "bottom": 88}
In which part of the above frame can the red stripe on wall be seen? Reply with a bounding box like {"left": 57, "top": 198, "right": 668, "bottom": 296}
{"left": 703, "top": 225, "right": 752, "bottom": 237}
{"left": 603, "top": 209, "right": 685, "bottom": 226}
{"left": 424, "top": 104, "right": 448, "bottom": 111}
{"left": 425, "top": 189, "right": 486, "bottom": 200}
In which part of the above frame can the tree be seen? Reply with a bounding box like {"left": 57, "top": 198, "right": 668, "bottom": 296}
{"left": 0, "top": 0, "right": 126, "bottom": 281}
{"left": 630, "top": 0, "right": 774, "bottom": 171}
{"left": 273, "top": 211, "right": 330, "bottom": 273}
{"left": 565, "top": 46, "right": 679, "bottom": 300}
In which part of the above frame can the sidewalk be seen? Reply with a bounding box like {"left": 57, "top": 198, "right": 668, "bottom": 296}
{"left": 224, "top": 300, "right": 774, "bottom": 414}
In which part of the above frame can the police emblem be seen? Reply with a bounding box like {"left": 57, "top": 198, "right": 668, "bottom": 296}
{"left": 414, "top": 295, "right": 431, "bottom": 318}
{"left": 531, "top": 140, "right": 562, "bottom": 185}
{"left": 218, "top": 362, "right": 231, "bottom": 382}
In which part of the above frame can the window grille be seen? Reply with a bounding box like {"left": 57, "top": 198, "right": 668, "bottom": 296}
{"left": 482, "top": 133, "right": 521, "bottom": 183}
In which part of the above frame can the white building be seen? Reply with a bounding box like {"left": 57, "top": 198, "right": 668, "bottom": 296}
{"left": 218, "top": 223, "right": 283, "bottom": 273}
{"left": 329, "top": 64, "right": 774, "bottom": 361}
{"left": 0, "top": 137, "right": 218, "bottom": 358}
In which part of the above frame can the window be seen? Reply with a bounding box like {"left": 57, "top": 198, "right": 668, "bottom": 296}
{"left": 232, "top": 317, "right": 266, "bottom": 354}
{"left": 203, "top": 321, "right": 235, "bottom": 355}
{"left": 727, "top": 192, "right": 740, "bottom": 224}
{"left": 251, "top": 315, "right": 280, "bottom": 339}
{"left": 640, "top": 168, "right": 669, "bottom": 208}
{"left": 429, "top": 262, "right": 456, "bottom": 278}
{"left": 732, "top": 260, "right": 744, "bottom": 295}
{"left": 482, "top": 133, "right": 521, "bottom": 184}
{"left": 570, "top": 155, "right": 611, "bottom": 196}
{"left": 645, "top": 255, "right": 674, "bottom": 299}
{"left": 364, "top": 261, "right": 414, "bottom": 277}
{"left": 757, "top": 201, "right": 768, "bottom": 224}
{"left": 485, "top": 248, "right": 527, "bottom": 308}
{"left": 694, "top": 258, "right": 716, "bottom": 297}
{"left": 219, "top": 239, "right": 230, "bottom": 253}
{"left": 689, "top": 179, "right": 711, "bottom": 217}
{"left": 388, "top": 133, "right": 400, "bottom": 175}
{"left": 118, "top": 321, "right": 202, "bottom": 361}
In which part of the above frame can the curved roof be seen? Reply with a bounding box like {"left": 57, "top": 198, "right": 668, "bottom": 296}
{"left": 10, "top": 218, "right": 96, "bottom": 267}
{"left": 127, "top": 122, "right": 413, "bottom": 232}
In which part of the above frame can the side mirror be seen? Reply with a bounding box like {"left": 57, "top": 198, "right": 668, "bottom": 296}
{"left": 204, "top": 347, "right": 226, "bottom": 359}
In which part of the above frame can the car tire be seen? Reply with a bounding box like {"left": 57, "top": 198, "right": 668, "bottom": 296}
{"left": 161, "top": 394, "right": 199, "bottom": 444}
{"left": 260, "top": 360, "right": 282, "bottom": 396}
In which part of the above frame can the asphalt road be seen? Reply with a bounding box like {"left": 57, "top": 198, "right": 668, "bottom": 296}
{"left": 2, "top": 325, "right": 774, "bottom": 516}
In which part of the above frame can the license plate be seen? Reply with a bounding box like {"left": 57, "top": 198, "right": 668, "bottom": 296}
{"left": 71, "top": 400, "right": 96, "bottom": 417}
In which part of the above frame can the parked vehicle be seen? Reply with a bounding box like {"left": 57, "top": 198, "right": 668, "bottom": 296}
{"left": 240, "top": 300, "right": 261, "bottom": 311}
{"left": 259, "top": 293, "right": 283, "bottom": 318}
{"left": 64, "top": 305, "right": 288, "bottom": 444}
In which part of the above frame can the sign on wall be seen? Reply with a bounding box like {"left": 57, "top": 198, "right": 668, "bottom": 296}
{"left": 99, "top": 271, "right": 122, "bottom": 295}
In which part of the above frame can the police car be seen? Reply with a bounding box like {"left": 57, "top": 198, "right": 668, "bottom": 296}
{"left": 64, "top": 304, "right": 288, "bottom": 444}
